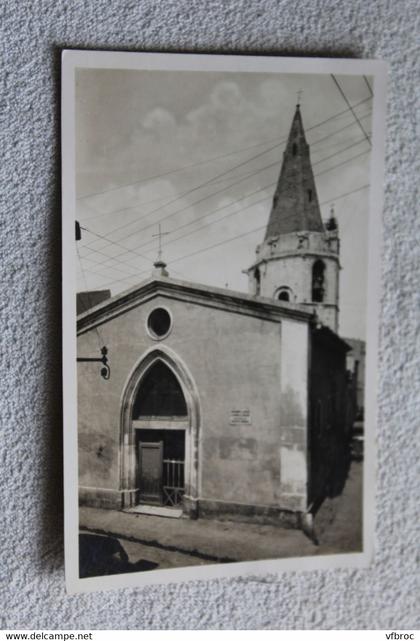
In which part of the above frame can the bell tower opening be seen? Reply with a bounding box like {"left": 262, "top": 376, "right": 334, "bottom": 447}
{"left": 312, "top": 260, "right": 326, "bottom": 303}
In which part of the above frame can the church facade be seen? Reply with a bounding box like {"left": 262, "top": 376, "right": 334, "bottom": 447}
{"left": 77, "top": 105, "right": 353, "bottom": 529}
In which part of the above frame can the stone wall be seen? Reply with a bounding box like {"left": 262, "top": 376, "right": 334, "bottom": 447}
{"left": 77, "top": 285, "right": 311, "bottom": 517}
{"left": 248, "top": 230, "right": 340, "bottom": 331}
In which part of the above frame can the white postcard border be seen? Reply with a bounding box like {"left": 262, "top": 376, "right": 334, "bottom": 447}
{"left": 62, "top": 50, "right": 387, "bottom": 595}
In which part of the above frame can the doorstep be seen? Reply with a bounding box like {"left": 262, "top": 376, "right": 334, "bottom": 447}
{"left": 124, "top": 504, "right": 183, "bottom": 518}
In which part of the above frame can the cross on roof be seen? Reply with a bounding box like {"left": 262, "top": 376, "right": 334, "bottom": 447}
{"left": 152, "top": 223, "right": 170, "bottom": 263}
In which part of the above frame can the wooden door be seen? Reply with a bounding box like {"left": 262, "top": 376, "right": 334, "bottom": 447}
{"left": 138, "top": 441, "right": 163, "bottom": 504}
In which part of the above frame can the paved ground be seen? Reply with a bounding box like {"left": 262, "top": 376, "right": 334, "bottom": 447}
{"left": 79, "top": 462, "right": 362, "bottom": 577}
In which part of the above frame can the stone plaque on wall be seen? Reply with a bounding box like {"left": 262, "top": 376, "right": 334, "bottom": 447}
{"left": 229, "top": 409, "right": 252, "bottom": 425}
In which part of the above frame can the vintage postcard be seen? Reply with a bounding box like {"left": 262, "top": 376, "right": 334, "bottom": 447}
{"left": 62, "top": 51, "right": 387, "bottom": 593}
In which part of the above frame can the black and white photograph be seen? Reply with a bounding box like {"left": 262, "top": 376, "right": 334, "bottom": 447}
{"left": 62, "top": 51, "right": 386, "bottom": 593}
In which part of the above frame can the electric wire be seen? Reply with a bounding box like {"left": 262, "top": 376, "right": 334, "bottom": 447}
{"left": 77, "top": 96, "right": 372, "bottom": 203}
{"left": 80, "top": 105, "right": 372, "bottom": 220}
{"left": 85, "top": 180, "right": 370, "bottom": 290}
{"left": 76, "top": 244, "right": 106, "bottom": 347}
{"left": 79, "top": 108, "right": 372, "bottom": 226}
{"left": 77, "top": 90, "right": 373, "bottom": 289}
{"left": 83, "top": 134, "right": 371, "bottom": 251}
{"left": 331, "top": 75, "right": 371, "bottom": 146}
{"left": 363, "top": 76, "right": 374, "bottom": 97}
{"left": 80, "top": 142, "right": 371, "bottom": 274}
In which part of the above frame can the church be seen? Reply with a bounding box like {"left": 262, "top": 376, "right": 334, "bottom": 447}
{"left": 77, "top": 104, "right": 354, "bottom": 530}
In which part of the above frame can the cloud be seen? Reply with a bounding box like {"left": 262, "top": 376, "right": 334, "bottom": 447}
{"left": 142, "top": 107, "right": 176, "bottom": 131}
{"left": 184, "top": 81, "right": 262, "bottom": 150}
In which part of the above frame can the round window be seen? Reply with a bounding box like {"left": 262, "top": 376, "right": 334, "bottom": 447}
{"left": 147, "top": 307, "right": 172, "bottom": 339}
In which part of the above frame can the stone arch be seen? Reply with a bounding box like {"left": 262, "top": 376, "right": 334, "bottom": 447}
{"left": 119, "top": 346, "right": 200, "bottom": 517}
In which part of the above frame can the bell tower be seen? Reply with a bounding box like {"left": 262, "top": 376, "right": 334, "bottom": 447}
{"left": 246, "top": 103, "right": 340, "bottom": 333}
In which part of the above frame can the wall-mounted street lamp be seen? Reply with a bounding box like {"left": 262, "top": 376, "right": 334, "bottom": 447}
{"left": 77, "top": 346, "right": 110, "bottom": 380}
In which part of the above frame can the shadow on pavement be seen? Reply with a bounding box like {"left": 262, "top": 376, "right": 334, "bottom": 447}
{"left": 79, "top": 532, "right": 158, "bottom": 578}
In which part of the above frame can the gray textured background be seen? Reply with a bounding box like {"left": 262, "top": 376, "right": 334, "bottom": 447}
{"left": 1, "top": 0, "right": 419, "bottom": 630}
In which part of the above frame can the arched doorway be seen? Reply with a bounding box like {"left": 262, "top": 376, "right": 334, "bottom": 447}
{"left": 120, "top": 347, "right": 200, "bottom": 517}
{"left": 133, "top": 360, "right": 187, "bottom": 507}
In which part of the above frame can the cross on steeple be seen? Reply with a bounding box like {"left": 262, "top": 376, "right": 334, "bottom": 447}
{"left": 296, "top": 89, "right": 303, "bottom": 105}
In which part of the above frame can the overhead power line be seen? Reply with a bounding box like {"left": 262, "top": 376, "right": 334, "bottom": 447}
{"left": 79, "top": 107, "right": 372, "bottom": 225}
{"left": 79, "top": 243, "right": 146, "bottom": 274}
{"left": 79, "top": 184, "right": 273, "bottom": 274}
{"left": 81, "top": 138, "right": 371, "bottom": 267}
{"left": 115, "top": 137, "right": 369, "bottom": 254}
{"left": 76, "top": 245, "right": 106, "bottom": 347}
{"left": 80, "top": 191, "right": 174, "bottom": 222}
{"left": 309, "top": 111, "right": 371, "bottom": 147}
{"left": 164, "top": 177, "right": 371, "bottom": 269}
{"left": 76, "top": 136, "right": 288, "bottom": 202}
{"left": 80, "top": 166, "right": 282, "bottom": 225}
{"left": 315, "top": 149, "right": 369, "bottom": 177}
{"left": 77, "top": 88, "right": 374, "bottom": 290}
{"left": 331, "top": 75, "right": 371, "bottom": 146}
{"left": 77, "top": 96, "right": 372, "bottom": 209}
{"left": 80, "top": 253, "right": 141, "bottom": 280}
{"left": 80, "top": 180, "right": 369, "bottom": 286}
{"left": 78, "top": 264, "right": 140, "bottom": 287}
{"left": 139, "top": 181, "right": 371, "bottom": 257}
{"left": 98, "top": 223, "right": 270, "bottom": 289}
{"left": 83, "top": 131, "right": 371, "bottom": 252}
{"left": 363, "top": 76, "right": 374, "bottom": 97}
{"left": 80, "top": 227, "right": 153, "bottom": 266}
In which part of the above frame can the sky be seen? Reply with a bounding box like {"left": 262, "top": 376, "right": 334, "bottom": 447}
{"left": 75, "top": 68, "right": 373, "bottom": 340}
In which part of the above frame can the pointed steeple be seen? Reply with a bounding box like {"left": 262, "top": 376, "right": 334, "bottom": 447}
{"left": 265, "top": 105, "right": 324, "bottom": 240}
